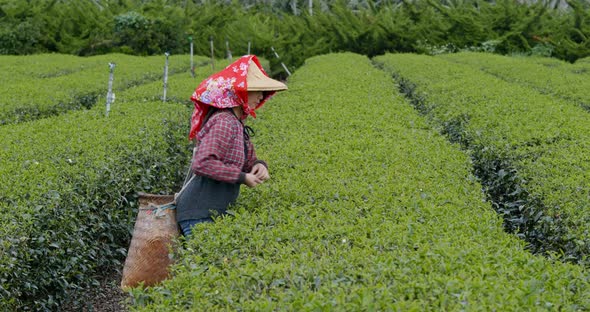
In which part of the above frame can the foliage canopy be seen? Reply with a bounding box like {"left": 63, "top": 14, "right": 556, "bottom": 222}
{"left": 1, "top": 0, "right": 590, "bottom": 73}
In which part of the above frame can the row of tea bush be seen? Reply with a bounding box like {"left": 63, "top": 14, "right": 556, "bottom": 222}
{"left": 0, "top": 54, "right": 203, "bottom": 125}
{"left": 375, "top": 53, "right": 590, "bottom": 266}
{"left": 440, "top": 52, "right": 590, "bottom": 112}
{"left": 0, "top": 56, "right": 231, "bottom": 309}
{"left": 128, "top": 53, "right": 590, "bottom": 310}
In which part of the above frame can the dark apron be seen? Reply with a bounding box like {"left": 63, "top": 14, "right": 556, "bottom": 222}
{"left": 175, "top": 175, "right": 240, "bottom": 222}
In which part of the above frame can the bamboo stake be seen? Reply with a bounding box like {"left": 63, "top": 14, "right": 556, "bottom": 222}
{"left": 210, "top": 36, "right": 215, "bottom": 71}
{"left": 163, "top": 53, "right": 169, "bottom": 103}
{"left": 271, "top": 46, "right": 292, "bottom": 76}
{"left": 189, "top": 36, "right": 195, "bottom": 78}
{"left": 105, "top": 62, "right": 115, "bottom": 117}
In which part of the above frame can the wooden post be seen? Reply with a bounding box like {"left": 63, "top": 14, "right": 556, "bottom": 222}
{"left": 271, "top": 46, "right": 292, "bottom": 76}
{"left": 226, "top": 39, "right": 232, "bottom": 60}
{"left": 210, "top": 36, "right": 215, "bottom": 71}
{"left": 163, "top": 53, "right": 169, "bottom": 103}
{"left": 106, "top": 62, "right": 115, "bottom": 117}
{"left": 189, "top": 36, "right": 195, "bottom": 78}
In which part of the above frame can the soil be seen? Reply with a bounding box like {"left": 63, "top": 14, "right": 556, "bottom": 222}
{"left": 61, "top": 271, "right": 130, "bottom": 312}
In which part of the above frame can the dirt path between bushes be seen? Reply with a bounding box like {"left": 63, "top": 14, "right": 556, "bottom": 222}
{"left": 62, "top": 271, "right": 129, "bottom": 312}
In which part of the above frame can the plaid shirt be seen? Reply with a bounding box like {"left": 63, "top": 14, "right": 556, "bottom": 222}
{"left": 192, "top": 109, "right": 266, "bottom": 184}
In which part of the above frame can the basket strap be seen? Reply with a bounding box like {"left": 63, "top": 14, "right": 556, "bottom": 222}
{"left": 175, "top": 145, "right": 198, "bottom": 204}
{"left": 154, "top": 203, "right": 175, "bottom": 217}
{"left": 139, "top": 202, "right": 176, "bottom": 218}
{"left": 181, "top": 145, "right": 197, "bottom": 188}
{"left": 174, "top": 175, "right": 196, "bottom": 203}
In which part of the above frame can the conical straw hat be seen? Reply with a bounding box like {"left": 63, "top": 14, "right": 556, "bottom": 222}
{"left": 247, "top": 61, "right": 288, "bottom": 91}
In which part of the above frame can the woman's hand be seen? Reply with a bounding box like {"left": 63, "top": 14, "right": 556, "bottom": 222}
{"left": 251, "top": 163, "right": 270, "bottom": 181}
{"left": 245, "top": 173, "right": 263, "bottom": 188}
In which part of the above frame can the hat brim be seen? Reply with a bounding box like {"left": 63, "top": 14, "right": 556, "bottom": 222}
{"left": 247, "top": 61, "right": 288, "bottom": 91}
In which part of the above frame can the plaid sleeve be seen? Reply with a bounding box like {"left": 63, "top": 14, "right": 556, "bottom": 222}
{"left": 192, "top": 114, "right": 242, "bottom": 183}
{"left": 244, "top": 140, "right": 267, "bottom": 173}
{"left": 244, "top": 140, "right": 256, "bottom": 173}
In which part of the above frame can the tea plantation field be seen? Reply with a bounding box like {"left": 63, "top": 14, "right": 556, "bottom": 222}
{"left": 1, "top": 52, "right": 589, "bottom": 310}
{"left": 0, "top": 54, "right": 207, "bottom": 125}
{"left": 0, "top": 54, "right": 231, "bottom": 310}
{"left": 375, "top": 53, "right": 590, "bottom": 265}
{"left": 440, "top": 52, "right": 590, "bottom": 111}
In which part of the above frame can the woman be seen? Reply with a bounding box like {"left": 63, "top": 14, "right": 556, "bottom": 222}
{"left": 175, "top": 55, "right": 287, "bottom": 237}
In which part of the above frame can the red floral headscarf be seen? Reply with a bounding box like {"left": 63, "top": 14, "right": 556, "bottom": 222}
{"left": 189, "top": 55, "right": 275, "bottom": 140}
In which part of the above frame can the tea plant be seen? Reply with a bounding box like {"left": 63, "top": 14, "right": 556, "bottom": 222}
{"left": 573, "top": 56, "right": 590, "bottom": 74}
{"left": 0, "top": 55, "right": 219, "bottom": 309}
{"left": 440, "top": 52, "right": 590, "bottom": 111}
{"left": 375, "top": 53, "right": 590, "bottom": 266}
{"left": 128, "top": 53, "right": 590, "bottom": 311}
{"left": 0, "top": 53, "right": 131, "bottom": 83}
{"left": 0, "top": 54, "right": 206, "bottom": 125}
{"left": 529, "top": 55, "right": 572, "bottom": 68}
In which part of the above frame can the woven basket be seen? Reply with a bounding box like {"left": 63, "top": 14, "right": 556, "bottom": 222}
{"left": 120, "top": 192, "right": 179, "bottom": 289}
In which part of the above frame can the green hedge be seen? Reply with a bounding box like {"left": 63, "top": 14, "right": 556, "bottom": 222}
{"left": 0, "top": 102, "right": 190, "bottom": 310}
{"left": 529, "top": 55, "right": 573, "bottom": 68}
{"left": 375, "top": 53, "right": 590, "bottom": 265}
{"left": 3, "top": 0, "right": 590, "bottom": 67}
{"left": 0, "top": 54, "right": 205, "bottom": 125}
{"left": 0, "top": 53, "right": 127, "bottom": 83}
{"left": 0, "top": 55, "right": 221, "bottom": 309}
{"left": 128, "top": 53, "right": 589, "bottom": 311}
{"left": 440, "top": 52, "right": 590, "bottom": 111}
{"left": 573, "top": 56, "right": 590, "bottom": 73}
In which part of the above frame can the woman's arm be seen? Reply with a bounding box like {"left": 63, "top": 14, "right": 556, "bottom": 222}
{"left": 192, "top": 116, "right": 245, "bottom": 184}
{"left": 245, "top": 140, "right": 269, "bottom": 181}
